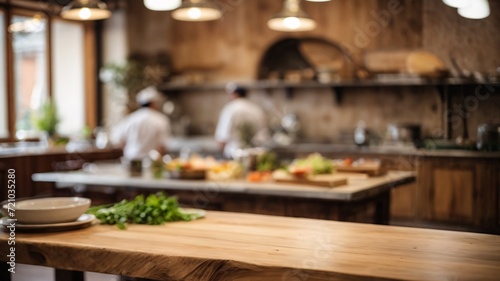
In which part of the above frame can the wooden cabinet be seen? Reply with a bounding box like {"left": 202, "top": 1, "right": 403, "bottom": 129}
{"left": 279, "top": 147, "right": 500, "bottom": 233}
{"left": 416, "top": 157, "right": 499, "bottom": 232}
{"left": 0, "top": 148, "right": 122, "bottom": 202}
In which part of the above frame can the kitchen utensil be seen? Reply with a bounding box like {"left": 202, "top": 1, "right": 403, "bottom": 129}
{"left": 387, "top": 123, "right": 422, "bottom": 147}
{"left": 2, "top": 197, "right": 91, "bottom": 224}
{"left": 477, "top": 123, "right": 500, "bottom": 151}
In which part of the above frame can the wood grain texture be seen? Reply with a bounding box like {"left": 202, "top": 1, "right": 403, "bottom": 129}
{"left": 0, "top": 148, "right": 122, "bottom": 202}
{"left": 416, "top": 157, "right": 499, "bottom": 232}
{"left": 390, "top": 182, "right": 416, "bottom": 219}
{"left": 1, "top": 211, "right": 499, "bottom": 281}
{"left": 432, "top": 168, "right": 474, "bottom": 222}
{"left": 273, "top": 174, "right": 348, "bottom": 188}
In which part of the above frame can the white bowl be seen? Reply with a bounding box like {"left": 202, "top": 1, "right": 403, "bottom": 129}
{"left": 2, "top": 197, "right": 91, "bottom": 224}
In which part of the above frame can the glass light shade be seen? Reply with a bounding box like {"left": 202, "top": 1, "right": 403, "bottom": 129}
{"left": 267, "top": 0, "right": 316, "bottom": 32}
{"left": 458, "top": 0, "right": 490, "bottom": 19}
{"left": 171, "top": 0, "right": 222, "bottom": 21}
{"left": 442, "top": 0, "right": 472, "bottom": 8}
{"left": 61, "top": 0, "right": 111, "bottom": 21}
{"left": 144, "top": 0, "right": 181, "bottom": 11}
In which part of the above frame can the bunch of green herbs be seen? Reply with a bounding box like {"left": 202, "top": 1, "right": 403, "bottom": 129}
{"left": 86, "top": 193, "right": 201, "bottom": 229}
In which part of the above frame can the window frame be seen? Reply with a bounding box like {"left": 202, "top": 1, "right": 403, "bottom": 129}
{"left": 0, "top": 1, "right": 97, "bottom": 143}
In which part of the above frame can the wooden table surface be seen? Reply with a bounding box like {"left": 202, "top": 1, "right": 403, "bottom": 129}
{"left": 32, "top": 164, "right": 415, "bottom": 201}
{"left": 1, "top": 211, "right": 499, "bottom": 281}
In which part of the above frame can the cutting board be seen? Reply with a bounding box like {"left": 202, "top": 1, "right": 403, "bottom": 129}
{"left": 335, "top": 165, "right": 384, "bottom": 177}
{"left": 274, "top": 174, "right": 348, "bottom": 188}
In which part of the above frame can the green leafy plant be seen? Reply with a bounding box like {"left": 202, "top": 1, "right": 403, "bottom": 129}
{"left": 32, "top": 99, "right": 59, "bottom": 136}
{"left": 86, "top": 192, "right": 204, "bottom": 229}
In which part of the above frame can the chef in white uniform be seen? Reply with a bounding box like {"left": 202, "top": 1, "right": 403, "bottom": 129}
{"left": 111, "top": 86, "right": 170, "bottom": 160}
{"left": 215, "top": 83, "right": 267, "bottom": 158}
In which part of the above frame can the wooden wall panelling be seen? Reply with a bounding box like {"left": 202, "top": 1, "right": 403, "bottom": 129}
{"left": 127, "top": 0, "right": 426, "bottom": 81}
{"left": 417, "top": 158, "right": 494, "bottom": 227}
{"left": 474, "top": 160, "right": 499, "bottom": 230}
{"left": 390, "top": 182, "right": 416, "bottom": 220}
{"left": 432, "top": 167, "right": 474, "bottom": 223}
{"left": 497, "top": 165, "right": 500, "bottom": 228}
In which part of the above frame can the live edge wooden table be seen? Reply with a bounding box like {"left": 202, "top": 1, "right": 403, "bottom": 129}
{"left": 1, "top": 211, "right": 500, "bottom": 281}
{"left": 32, "top": 164, "right": 415, "bottom": 224}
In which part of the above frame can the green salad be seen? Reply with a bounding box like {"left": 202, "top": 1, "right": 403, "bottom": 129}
{"left": 86, "top": 192, "right": 203, "bottom": 229}
{"left": 289, "top": 153, "right": 334, "bottom": 175}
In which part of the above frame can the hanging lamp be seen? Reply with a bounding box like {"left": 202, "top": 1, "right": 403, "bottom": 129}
{"left": 144, "top": 0, "right": 181, "bottom": 11}
{"left": 60, "top": 0, "right": 111, "bottom": 21}
{"left": 268, "top": 0, "right": 316, "bottom": 32}
{"left": 458, "top": 0, "right": 490, "bottom": 19}
{"left": 171, "top": 0, "right": 222, "bottom": 22}
{"left": 442, "top": 0, "right": 472, "bottom": 8}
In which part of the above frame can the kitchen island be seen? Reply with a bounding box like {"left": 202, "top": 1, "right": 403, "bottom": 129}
{"left": 1, "top": 211, "right": 499, "bottom": 281}
{"left": 32, "top": 163, "right": 415, "bottom": 224}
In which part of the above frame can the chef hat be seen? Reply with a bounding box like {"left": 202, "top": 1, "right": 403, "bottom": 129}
{"left": 136, "top": 86, "right": 161, "bottom": 105}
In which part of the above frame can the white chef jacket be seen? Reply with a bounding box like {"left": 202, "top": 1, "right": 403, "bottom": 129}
{"left": 111, "top": 108, "right": 170, "bottom": 160}
{"left": 215, "top": 98, "right": 266, "bottom": 158}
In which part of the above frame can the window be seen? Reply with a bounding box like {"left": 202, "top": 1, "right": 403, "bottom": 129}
{"left": 0, "top": 10, "right": 8, "bottom": 138}
{"left": 52, "top": 19, "right": 86, "bottom": 136}
{"left": 0, "top": 1, "right": 97, "bottom": 142}
{"left": 11, "top": 13, "right": 48, "bottom": 139}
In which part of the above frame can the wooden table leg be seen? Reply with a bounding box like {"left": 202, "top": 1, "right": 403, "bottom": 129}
{"left": 0, "top": 262, "right": 11, "bottom": 281}
{"left": 55, "top": 269, "right": 84, "bottom": 281}
{"left": 374, "top": 191, "right": 391, "bottom": 225}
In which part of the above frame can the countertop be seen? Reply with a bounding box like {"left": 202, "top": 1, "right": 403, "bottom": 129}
{"left": 32, "top": 163, "right": 415, "bottom": 201}
{"left": 167, "top": 136, "right": 500, "bottom": 158}
{"left": 2, "top": 136, "right": 499, "bottom": 159}
{"left": 1, "top": 211, "right": 499, "bottom": 281}
{"left": 0, "top": 145, "right": 122, "bottom": 158}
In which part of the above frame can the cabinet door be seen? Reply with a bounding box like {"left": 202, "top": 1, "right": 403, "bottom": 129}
{"left": 390, "top": 182, "right": 416, "bottom": 220}
{"left": 418, "top": 159, "right": 477, "bottom": 224}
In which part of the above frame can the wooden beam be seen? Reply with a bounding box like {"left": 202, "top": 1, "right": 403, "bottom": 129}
{"left": 84, "top": 21, "right": 97, "bottom": 129}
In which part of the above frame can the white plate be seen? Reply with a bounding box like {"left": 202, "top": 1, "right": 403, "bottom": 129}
{"left": 2, "top": 197, "right": 91, "bottom": 224}
{"left": 0, "top": 214, "right": 97, "bottom": 232}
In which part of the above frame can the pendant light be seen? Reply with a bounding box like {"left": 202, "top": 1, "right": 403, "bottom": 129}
{"left": 268, "top": 0, "right": 316, "bottom": 32}
{"left": 61, "top": 0, "right": 111, "bottom": 21}
{"left": 458, "top": 0, "right": 490, "bottom": 19}
{"left": 172, "top": 0, "right": 222, "bottom": 22}
{"left": 442, "top": 0, "right": 471, "bottom": 8}
{"left": 144, "top": 0, "right": 181, "bottom": 11}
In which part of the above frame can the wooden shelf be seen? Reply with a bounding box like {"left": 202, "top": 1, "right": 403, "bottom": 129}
{"left": 158, "top": 78, "right": 499, "bottom": 92}
{"left": 158, "top": 78, "right": 499, "bottom": 105}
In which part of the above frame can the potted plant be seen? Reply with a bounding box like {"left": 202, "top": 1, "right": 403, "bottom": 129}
{"left": 31, "top": 98, "right": 60, "bottom": 146}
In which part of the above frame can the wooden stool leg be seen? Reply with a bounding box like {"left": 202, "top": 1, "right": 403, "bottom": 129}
{"left": 55, "top": 269, "right": 84, "bottom": 281}
{"left": 0, "top": 263, "right": 11, "bottom": 281}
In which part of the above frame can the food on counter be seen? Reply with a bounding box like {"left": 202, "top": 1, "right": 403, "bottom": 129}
{"left": 332, "top": 158, "right": 381, "bottom": 167}
{"left": 164, "top": 155, "right": 218, "bottom": 171}
{"left": 332, "top": 158, "right": 383, "bottom": 176}
{"left": 287, "top": 153, "right": 334, "bottom": 177}
{"left": 246, "top": 171, "right": 272, "bottom": 182}
{"left": 256, "top": 152, "right": 278, "bottom": 172}
{"left": 86, "top": 192, "right": 204, "bottom": 229}
{"left": 164, "top": 155, "right": 219, "bottom": 180}
{"left": 207, "top": 161, "right": 242, "bottom": 181}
